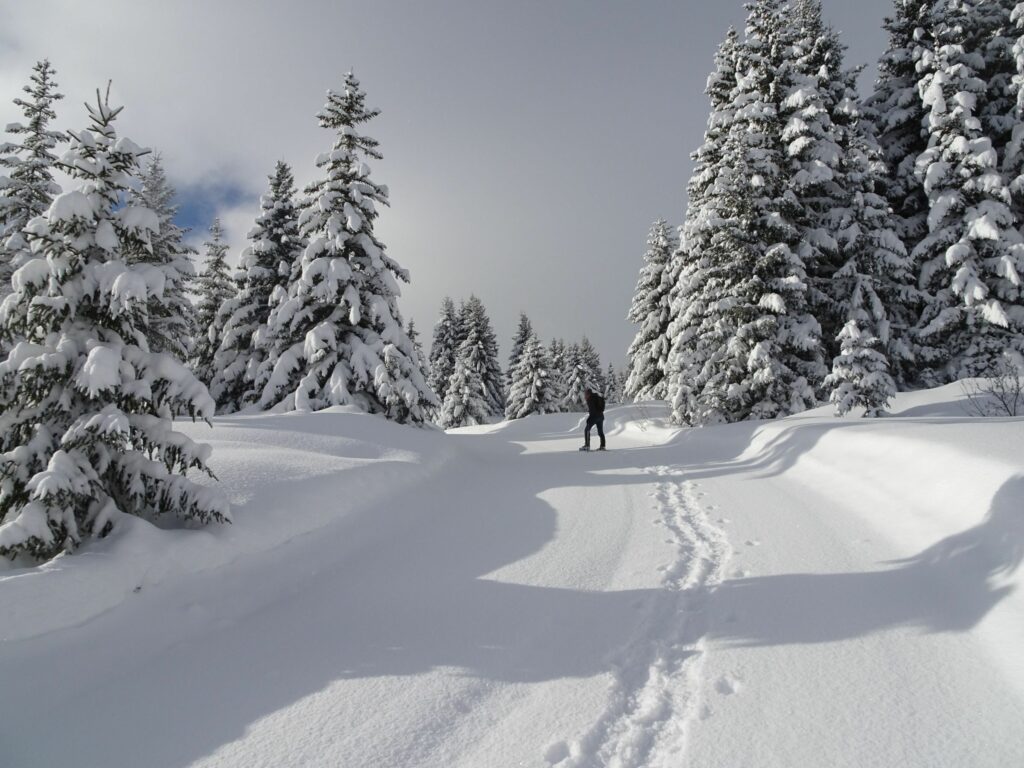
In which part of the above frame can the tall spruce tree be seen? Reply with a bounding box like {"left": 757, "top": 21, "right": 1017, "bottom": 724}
{"left": 625, "top": 219, "right": 677, "bottom": 401}
{"left": 189, "top": 219, "right": 235, "bottom": 384}
{"left": 665, "top": 28, "right": 740, "bottom": 422}
{"left": 912, "top": 0, "right": 1024, "bottom": 380}
{"left": 1007, "top": 3, "right": 1024, "bottom": 222}
{"left": 669, "top": 0, "right": 825, "bottom": 425}
{"left": 257, "top": 74, "right": 435, "bottom": 422}
{"left": 0, "top": 60, "right": 64, "bottom": 312}
{"left": 786, "top": 1, "right": 912, "bottom": 410}
{"left": 579, "top": 337, "right": 605, "bottom": 394}
{"left": 867, "top": 0, "right": 936, "bottom": 254}
{"left": 0, "top": 87, "right": 228, "bottom": 562}
{"left": 505, "top": 332, "right": 558, "bottom": 419}
{"left": 130, "top": 153, "right": 196, "bottom": 360}
{"left": 547, "top": 338, "right": 568, "bottom": 410}
{"left": 507, "top": 312, "right": 534, "bottom": 380}
{"left": 210, "top": 161, "right": 301, "bottom": 412}
{"left": 458, "top": 295, "right": 504, "bottom": 415}
{"left": 605, "top": 362, "right": 622, "bottom": 403}
{"left": 428, "top": 297, "right": 462, "bottom": 406}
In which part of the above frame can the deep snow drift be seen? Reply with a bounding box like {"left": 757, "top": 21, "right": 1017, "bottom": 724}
{"left": 1, "top": 385, "right": 1021, "bottom": 767}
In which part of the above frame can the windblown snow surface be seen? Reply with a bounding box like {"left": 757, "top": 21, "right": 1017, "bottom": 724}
{"left": 1, "top": 385, "right": 1022, "bottom": 768}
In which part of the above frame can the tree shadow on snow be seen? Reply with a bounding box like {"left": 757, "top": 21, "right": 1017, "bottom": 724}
{"left": 4, "top": 416, "right": 1019, "bottom": 768}
{"left": 706, "top": 474, "right": 1024, "bottom": 647}
{"left": 0, "top": 420, "right": 683, "bottom": 768}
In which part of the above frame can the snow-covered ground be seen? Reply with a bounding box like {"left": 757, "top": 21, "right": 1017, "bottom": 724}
{"left": 1, "top": 384, "right": 1022, "bottom": 767}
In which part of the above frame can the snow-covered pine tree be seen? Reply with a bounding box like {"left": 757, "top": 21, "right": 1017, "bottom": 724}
{"left": 547, "top": 337, "right": 568, "bottom": 410}
{"left": 664, "top": 27, "right": 740, "bottom": 424}
{"left": 439, "top": 356, "right": 489, "bottom": 428}
{"left": 673, "top": 0, "right": 826, "bottom": 425}
{"left": 505, "top": 332, "right": 558, "bottom": 419}
{"left": 405, "top": 318, "right": 430, "bottom": 383}
{"left": 560, "top": 342, "right": 588, "bottom": 411}
{"left": 1007, "top": 3, "right": 1024, "bottom": 224}
{"left": 1007, "top": 3, "right": 1024, "bottom": 221}
{"left": 867, "top": 0, "right": 936, "bottom": 257}
{"left": 210, "top": 161, "right": 301, "bottom": 412}
{"left": 579, "top": 337, "right": 605, "bottom": 394}
{"left": 785, "top": 1, "right": 913, "bottom": 411}
{"left": 0, "top": 60, "right": 64, "bottom": 315}
{"left": 976, "top": 1, "right": 1018, "bottom": 165}
{"left": 189, "top": 218, "right": 235, "bottom": 385}
{"left": 130, "top": 153, "right": 196, "bottom": 360}
{"left": 507, "top": 312, "right": 533, "bottom": 373}
{"left": 604, "top": 362, "right": 621, "bottom": 403}
{"left": 625, "top": 219, "right": 677, "bottom": 401}
{"left": 0, "top": 86, "right": 229, "bottom": 562}
{"left": 912, "top": 0, "right": 1024, "bottom": 380}
{"left": 458, "top": 295, "right": 504, "bottom": 415}
{"left": 428, "top": 296, "right": 461, "bottom": 406}
{"left": 257, "top": 74, "right": 435, "bottom": 422}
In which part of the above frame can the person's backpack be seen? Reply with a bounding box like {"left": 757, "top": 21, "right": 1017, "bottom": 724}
{"left": 595, "top": 394, "right": 605, "bottom": 414}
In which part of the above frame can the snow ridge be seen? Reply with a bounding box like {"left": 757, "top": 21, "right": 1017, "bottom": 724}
{"left": 550, "top": 466, "right": 731, "bottom": 767}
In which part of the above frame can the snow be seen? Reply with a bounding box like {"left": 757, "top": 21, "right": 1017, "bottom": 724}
{"left": 74, "top": 344, "right": 123, "bottom": 397}
{"left": 46, "top": 190, "right": 94, "bottom": 223}
{"left": 1, "top": 387, "right": 1022, "bottom": 767}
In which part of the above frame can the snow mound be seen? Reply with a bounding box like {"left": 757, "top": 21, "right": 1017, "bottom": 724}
{"left": 0, "top": 410, "right": 454, "bottom": 642}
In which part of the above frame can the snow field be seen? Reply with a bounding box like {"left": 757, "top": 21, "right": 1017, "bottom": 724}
{"left": 0, "top": 390, "right": 1022, "bottom": 767}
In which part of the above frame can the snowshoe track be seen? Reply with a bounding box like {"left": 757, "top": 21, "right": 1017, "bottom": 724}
{"left": 549, "top": 466, "right": 731, "bottom": 767}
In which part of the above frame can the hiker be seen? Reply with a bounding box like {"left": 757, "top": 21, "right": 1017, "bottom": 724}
{"left": 581, "top": 387, "right": 606, "bottom": 451}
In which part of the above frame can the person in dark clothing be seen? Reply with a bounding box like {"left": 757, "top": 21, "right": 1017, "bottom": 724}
{"left": 581, "top": 388, "right": 606, "bottom": 451}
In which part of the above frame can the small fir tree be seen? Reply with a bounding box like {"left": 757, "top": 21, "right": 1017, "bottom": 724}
{"left": 0, "top": 60, "right": 64, "bottom": 313}
{"left": 547, "top": 338, "right": 568, "bottom": 410}
{"left": 189, "top": 219, "right": 235, "bottom": 384}
{"left": 505, "top": 333, "right": 558, "bottom": 419}
{"left": 440, "top": 357, "right": 489, "bottom": 428}
{"left": 605, "top": 362, "right": 621, "bottom": 403}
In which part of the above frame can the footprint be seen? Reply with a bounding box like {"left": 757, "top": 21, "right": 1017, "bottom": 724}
{"left": 745, "top": 540, "right": 761, "bottom": 547}
{"left": 699, "top": 703, "right": 714, "bottom": 720}
{"left": 715, "top": 674, "right": 742, "bottom": 695}
{"left": 718, "top": 517, "right": 730, "bottom": 524}
{"left": 544, "top": 741, "right": 570, "bottom": 764}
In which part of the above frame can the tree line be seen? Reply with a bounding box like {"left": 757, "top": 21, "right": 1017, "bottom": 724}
{"left": 426, "top": 299, "right": 624, "bottom": 427}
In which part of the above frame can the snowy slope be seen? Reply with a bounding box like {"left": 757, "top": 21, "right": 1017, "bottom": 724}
{"left": 1, "top": 386, "right": 1022, "bottom": 767}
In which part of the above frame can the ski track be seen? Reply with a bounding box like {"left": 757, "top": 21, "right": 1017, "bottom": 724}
{"left": 551, "top": 464, "right": 731, "bottom": 768}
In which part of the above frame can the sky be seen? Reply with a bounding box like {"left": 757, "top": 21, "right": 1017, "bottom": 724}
{"left": 0, "top": 0, "right": 896, "bottom": 367}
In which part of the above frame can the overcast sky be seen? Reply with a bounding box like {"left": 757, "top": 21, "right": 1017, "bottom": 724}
{"left": 1, "top": 0, "right": 896, "bottom": 366}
